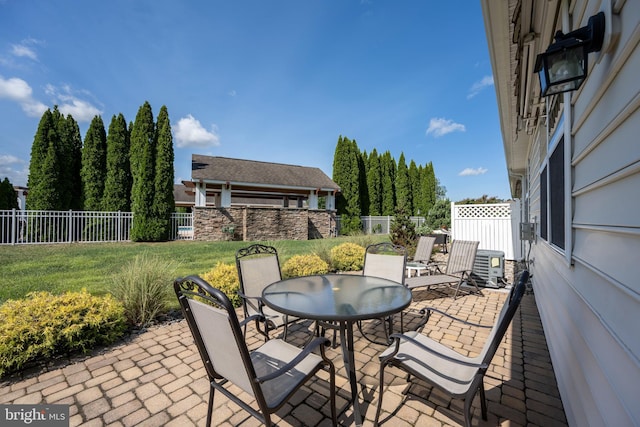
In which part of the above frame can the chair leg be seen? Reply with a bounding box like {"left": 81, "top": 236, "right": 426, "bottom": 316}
{"left": 463, "top": 395, "right": 473, "bottom": 427}
{"left": 374, "top": 362, "right": 387, "bottom": 426}
{"left": 206, "top": 383, "right": 215, "bottom": 427}
{"left": 479, "top": 383, "right": 488, "bottom": 420}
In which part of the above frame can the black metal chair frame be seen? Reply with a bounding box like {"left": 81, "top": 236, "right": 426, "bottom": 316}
{"left": 236, "top": 243, "right": 300, "bottom": 341}
{"left": 175, "top": 275, "right": 337, "bottom": 427}
{"left": 374, "top": 270, "right": 530, "bottom": 426}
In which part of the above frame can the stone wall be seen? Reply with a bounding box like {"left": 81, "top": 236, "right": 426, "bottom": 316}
{"left": 193, "top": 206, "right": 335, "bottom": 241}
{"left": 308, "top": 210, "right": 336, "bottom": 239}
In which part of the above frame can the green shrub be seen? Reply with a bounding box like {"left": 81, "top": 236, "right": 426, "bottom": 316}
{"left": 0, "top": 290, "right": 126, "bottom": 377}
{"left": 112, "top": 253, "right": 177, "bottom": 328}
{"left": 201, "top": 262, "right": 241, "bottom": 308}
{"left": 310, "top": 239, "right": 334, "bottom": 270}
{"left": 282, "top": 254, "right": 329, "bottom": 278}
{"left": 330, "top": 242, "right": 365, "bottom": 272}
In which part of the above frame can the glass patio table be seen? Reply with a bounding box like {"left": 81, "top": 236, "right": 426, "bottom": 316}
{"left": 262, "top": 273, "right": 412, "bottom": 426}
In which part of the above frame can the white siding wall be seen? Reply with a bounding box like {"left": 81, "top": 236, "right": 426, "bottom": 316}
{"left": 528, "top": 1, "right": 640, "bottom": 425}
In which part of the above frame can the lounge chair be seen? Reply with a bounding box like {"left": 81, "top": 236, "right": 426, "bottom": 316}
{"left": 374, "top": 270, "right": 530, "bottom": 427}
{"left": 405, "top": 239, "right": 480, "bottom": 299}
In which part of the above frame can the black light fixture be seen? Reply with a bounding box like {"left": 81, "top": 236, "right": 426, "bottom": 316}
{"left": 535, "top": 12, "right": 605, "bottom": 97}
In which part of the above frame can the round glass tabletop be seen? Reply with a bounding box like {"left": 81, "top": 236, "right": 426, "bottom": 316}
{"left": 262, "top": 274, "right": 412, "bottom": 322}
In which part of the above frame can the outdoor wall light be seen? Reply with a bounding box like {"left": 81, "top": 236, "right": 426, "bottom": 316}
{"left": 534, "top": 12, "right": 605, "bottom": 97}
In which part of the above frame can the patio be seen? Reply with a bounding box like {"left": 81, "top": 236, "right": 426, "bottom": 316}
{"left": 0, "top": 277, "right": 568, "bottom": 426}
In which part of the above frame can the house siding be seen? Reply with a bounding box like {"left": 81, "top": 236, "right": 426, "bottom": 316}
{"left": 525, "top": 1, "right": 640, "bottom": 425}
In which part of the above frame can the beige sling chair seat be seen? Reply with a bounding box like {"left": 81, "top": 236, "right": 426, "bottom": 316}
{"left": 374, "top": 270, "right": 530, "bottom": 427}
{"left": 175, "top": 275, "right": 337, "bottom": 427}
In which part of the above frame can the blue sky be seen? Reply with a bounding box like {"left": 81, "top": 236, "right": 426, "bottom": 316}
{"left": 0, "top": 0, "right": 510, "bottom": 203}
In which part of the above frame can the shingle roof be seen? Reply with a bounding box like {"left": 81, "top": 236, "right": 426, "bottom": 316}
{"left": 190, "top": 155, "right": 340, "bottom": 191}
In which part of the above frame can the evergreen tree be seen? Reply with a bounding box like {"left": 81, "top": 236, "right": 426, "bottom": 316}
{"left": 332, "top": 135, "right": 350, "bottom": 216}
{"left": 395, "top": 152, "right": 412, "bottom": 213}
{"left": 423, "top": 162, "right": 436, "bottom": 214}
{"left": 152, "top": 105, "right": 175, "bottom": 241}
{"left": 408, "top": 160, "right": 420, "bottom": 215}
{"left": 389, "top": 205, "right": 416, "bottom": 249}
{"left": 331, "top": 135, "right": 362, "bottom": 234}
{"left": 103, "top": 114, "right": 132, "bottom": 212}
{"left": 81, "top": 116, "right": 107, "bottom": 211}
{"left": 27, "top": 109, "right": 63, "bottom": 210}
{"left": 366, "top": 149, "right": 382, "bottom": 215}
{"left": 0, "top": 177, "right": 19, "bottom": 210}
{"left": 130, "top": 102, "right": 156, "bottom": 241}
{"left": 357, "top": 143, "right": 368, "bottom": 217}
{"left": 380, "top": 151, "right": 396, "bottom": 215}
{"left": 67, "top": 115, "right": 84, "bottom": 210}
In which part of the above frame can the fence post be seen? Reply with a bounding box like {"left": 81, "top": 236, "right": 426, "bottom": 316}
{"left": 68, "top": 210, "right": 73, "bottom": 243}
{"left": 117, "top": 211, "right": 121, "bottom": 242}
{"left": 11, "top": 208, "right": 16, "bottom": 245}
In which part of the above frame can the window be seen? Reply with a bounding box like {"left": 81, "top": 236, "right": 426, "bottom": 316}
{"left": 549, "top": 138, "right": 565, "bottom": 249}
{"left": 539, "top": 125, "right": 566, "bottom": 250}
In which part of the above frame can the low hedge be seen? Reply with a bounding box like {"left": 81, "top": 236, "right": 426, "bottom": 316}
{"left": 0, "top": 290, "right": 127, "bottom": 377}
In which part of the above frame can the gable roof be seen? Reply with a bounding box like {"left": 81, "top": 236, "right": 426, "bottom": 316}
{"left": 190, "top": 155, "right": 340, "bottom": 192}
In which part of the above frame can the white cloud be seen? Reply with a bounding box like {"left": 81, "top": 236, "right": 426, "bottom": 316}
{"left": 0, "top": 155, "right": 28, "bottom": 186}
{"left": 228, "top": 89, "right": 237, "bottom": 97}
{"left": 0, "top": 76, "right": 47, "bottom": 117}
{"left": 174, "top": 114, "right": 220, "bottom": 148}
{"left": 467, "top": 75, "right": 494, "bottom": 99}
{"left": 11, "top": 44, "right": 37, "bottom": 61}
{"left": 426, "top": 117, "right": 466, "bottom": 138}
{"left": 44, "top": 84, "right": 102, "bottom": 122}
{"left": 459, "top": 167, "right": 488, "bottom": 176}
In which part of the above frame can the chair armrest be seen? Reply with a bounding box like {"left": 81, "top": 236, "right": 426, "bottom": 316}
{"left": 237, "top": 291, "right": 264, "bottom": 313}
{"left": 385, "top": 333, "right": 488, "bottom": 369}
{"left": 419, "top": 307, "right": 492, "bottom": 329}
{"left": 255, "top": 337, "right": 331, "bottom": 383}
{"left": 238, "top": 314, "right": 265, "bottom": 328}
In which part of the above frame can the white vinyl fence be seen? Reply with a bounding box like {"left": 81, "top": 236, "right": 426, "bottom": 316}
{"left": 0, "top": 209, "right": 193, "bottom": 245}
{"left": 450, "top": 201, "right": 522, "bottom": 260}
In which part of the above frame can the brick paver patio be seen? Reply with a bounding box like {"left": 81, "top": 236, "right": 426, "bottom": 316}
{"left": 0, "top": 280, "right": 568, "bottom": 426}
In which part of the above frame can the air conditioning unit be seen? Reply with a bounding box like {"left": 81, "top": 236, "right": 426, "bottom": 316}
{"left": 471, "top": 250, "right": 505, "bottom": 288}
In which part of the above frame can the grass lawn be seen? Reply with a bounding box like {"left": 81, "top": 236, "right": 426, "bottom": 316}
{"left": 0, "top": 235, "right": 389, "bottom": 303}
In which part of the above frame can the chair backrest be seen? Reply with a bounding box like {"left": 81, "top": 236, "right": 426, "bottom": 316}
{"left": 413, "top": 236, "right": 436, "bottom": 264}
{"left": 363, "top": 242, "right": 407, "bottom": 285}
{"left": 236, "top": 244, "right": 282, "bottom": 315}
{"left": 444, "top": 240, "right": 479, "bottom": 275}
{"left": 478, "top": 270, "right": 529, "bottom": 366}
{"left": 174, "top": 275, "right": 258, "bottom": 397}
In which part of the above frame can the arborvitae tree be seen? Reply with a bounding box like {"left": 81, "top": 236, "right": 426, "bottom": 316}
{"left": 408, "top": 160, "right": 420, "bottom": 216}
{"left": 27, "top": 109, "right": 63, "bottom": 210}
{"left": 81, "top": 116, "right": 107, "bottom": 211}
{"left": 423, "top": 162, "right": 436, "bottom": 214}
{"left": 366, "top": 149, "right": 382, "bottom": 215}
{"left": 103, "top": 114, "right": 132, "bottom": 212}
{"left": 0, "top": 177, "right": 18, "bottom": 210}
{"left": 66, "top": 115, "right": 84, "bottom": 210}
{"left": 332, "top": 135, "right": 350, "bottom": 216}
{"left": 331, "top": 136, "right": 362, "bottom": 234}
{"left": 395, "top": 152, "right": 412, "bottom": 214}
{"left": 130, "top": 102, "right": 156, "bottom": 242}
{"left": 380, "top": 151, "right": 396, "bottom": 215}
{"left": 357, "top": 144, "right": 368, "bottom": 217}
{"left": 152, "top": 105, "right": 175, "bottom": 241}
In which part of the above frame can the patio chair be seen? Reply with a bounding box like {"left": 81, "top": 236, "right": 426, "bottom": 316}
{"left": 405, "top": 239, "right": 480, "bottom": 299}
{"left": 236, "top": 243, "right": 300, "bottom": 341}
{"left": 175, "top": 275, "right": 337, "bottom": 427}
{"left": 410, "top": 235, "right": 436, "bottom": 269}
{"left": 374, "top": 270, "right": 530, "bottom": 427}
{"left": 360, "top": 242, "right": 407, "bottom": 344}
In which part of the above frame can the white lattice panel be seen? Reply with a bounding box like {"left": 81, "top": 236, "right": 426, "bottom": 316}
{"left": 455, "top": 204, "right": 511, "bottom": 219}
